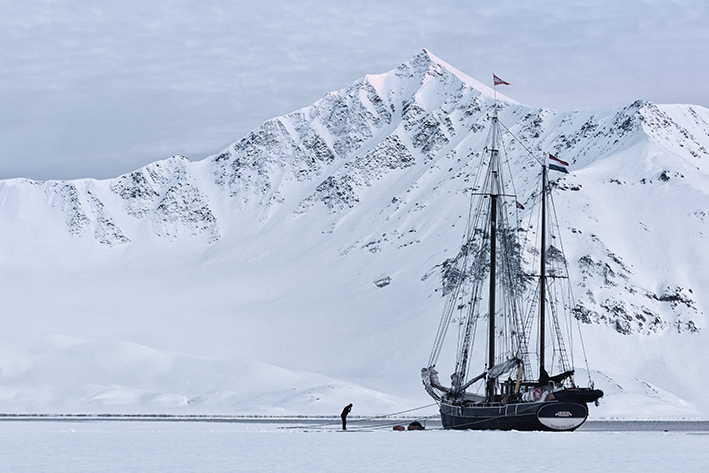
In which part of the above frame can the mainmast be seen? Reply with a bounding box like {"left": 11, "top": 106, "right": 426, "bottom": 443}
{"left": 486, "top": 102, "right": 501, "bottom": 400}
{"left": 539, "top": 159, "right": 548, "bottom": 381}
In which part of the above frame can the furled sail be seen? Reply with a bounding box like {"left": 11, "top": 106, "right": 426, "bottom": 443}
{"left": 487, "top": 357, "right": 521, "bottom": 380}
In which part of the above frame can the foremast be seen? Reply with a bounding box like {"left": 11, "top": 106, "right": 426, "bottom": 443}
{"left": 486, "top": 102, "right": 502, "bottom": 401}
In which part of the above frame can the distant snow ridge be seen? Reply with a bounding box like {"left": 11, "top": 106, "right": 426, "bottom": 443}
{"left": 3, "top": 49, "right": 709, "bottom": 338}
{"left": 45, "top": 180, "right": 130, "bottom": 246}
{"left": 108, "top": 155, "right": 220, "bottom": 243}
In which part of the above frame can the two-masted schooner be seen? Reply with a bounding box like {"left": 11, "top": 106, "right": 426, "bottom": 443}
{"left": 421, "top": 76, "right": 603, "bottom": 431}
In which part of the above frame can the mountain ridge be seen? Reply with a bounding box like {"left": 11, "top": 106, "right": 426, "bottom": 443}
{"left": 0, "top": 50, "right": 707, "bottom": 416}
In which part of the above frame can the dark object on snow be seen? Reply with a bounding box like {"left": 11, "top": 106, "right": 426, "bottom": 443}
{"left": 340, "top": 403, "right": 352, "bottom": 430}
{"left": 393, "top": 425, "right": 405, "bottom": 431}
{"left": 407, "top": 421, "right": 425, "bottom": 430}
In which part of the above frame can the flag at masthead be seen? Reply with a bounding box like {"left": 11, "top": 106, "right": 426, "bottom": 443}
{"left": 493, "top": 74, "right": 510, "bottom": 86}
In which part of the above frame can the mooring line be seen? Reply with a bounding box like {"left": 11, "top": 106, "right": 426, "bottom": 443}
{"left": 282, "top": 403, "right": 439, "bottom": 431}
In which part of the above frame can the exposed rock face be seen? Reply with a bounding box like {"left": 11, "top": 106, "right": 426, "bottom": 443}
{"left": 45, "top": 181, "right": 130, "bottom": 246}
{"left": 111, "top": 155, "right": 220, "bottom": 242}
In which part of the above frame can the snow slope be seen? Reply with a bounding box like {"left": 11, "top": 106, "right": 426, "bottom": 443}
{"left": 0, "top": 50, "right": 707, "bottom": 417}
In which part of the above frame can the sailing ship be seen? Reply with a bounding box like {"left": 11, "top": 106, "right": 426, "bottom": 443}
{"left": 421, "top": 78, "right": 603, "bottom": 431}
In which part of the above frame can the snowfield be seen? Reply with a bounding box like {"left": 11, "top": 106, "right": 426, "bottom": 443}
{"left": 0, "top": 50, "right": 708, "bottom": 418}
{"left": 1, "top": 421, "right": 707, "bottom": 473}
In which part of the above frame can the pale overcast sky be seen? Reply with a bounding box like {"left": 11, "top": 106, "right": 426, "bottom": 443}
{"left": 1, "top": 0, "right": 707, "bottom": 180}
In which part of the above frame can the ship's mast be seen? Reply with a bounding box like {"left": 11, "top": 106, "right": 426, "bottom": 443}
{"left": 539, "top": 159, "right": 548, "bottom": 381}
{"left": 486, "top": 102, "right": 501, "bottom": 400}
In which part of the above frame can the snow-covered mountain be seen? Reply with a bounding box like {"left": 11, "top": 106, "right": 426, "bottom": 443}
{"left": 1, "top": 50, "right": 708, "bottom": 418}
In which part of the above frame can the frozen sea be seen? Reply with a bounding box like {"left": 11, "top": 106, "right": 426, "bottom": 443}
{"left": 1, "top": 420, "right": 707, "bottom": 472}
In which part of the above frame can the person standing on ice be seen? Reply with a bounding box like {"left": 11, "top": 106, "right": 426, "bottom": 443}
{"left": 341, "top": 403, "right": 353, "bottom": 430}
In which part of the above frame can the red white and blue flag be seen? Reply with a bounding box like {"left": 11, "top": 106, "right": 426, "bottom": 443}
{"left": 549, "top": 154, "right": 569, "bottom": 173}
{"left": 493, "top": 74, "right": 510, "bottom": 86}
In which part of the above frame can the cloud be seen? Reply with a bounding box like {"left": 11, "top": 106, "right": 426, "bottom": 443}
{"left": 1, "top": 0, "right": 707, "bottom": 180}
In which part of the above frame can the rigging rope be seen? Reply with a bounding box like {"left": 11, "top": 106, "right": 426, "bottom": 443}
{"left": 281, "top": 403, "right": 439, "bottom": 431}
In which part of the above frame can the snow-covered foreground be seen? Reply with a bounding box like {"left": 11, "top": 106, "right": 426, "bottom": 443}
{"left": 1, "top": 421, "right": 707, "bottom": 473}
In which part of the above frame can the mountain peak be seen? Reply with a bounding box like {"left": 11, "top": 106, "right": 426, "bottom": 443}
{"left": 397, "top": 49, "right": 518, "bottom": 105}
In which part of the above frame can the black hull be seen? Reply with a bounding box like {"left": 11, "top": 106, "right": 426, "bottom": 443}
{"left": 552, "top": 387, "right": 604, "bottom": 404}
{"left": 440, "top": 400, "right": 588, "bottom": 431}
